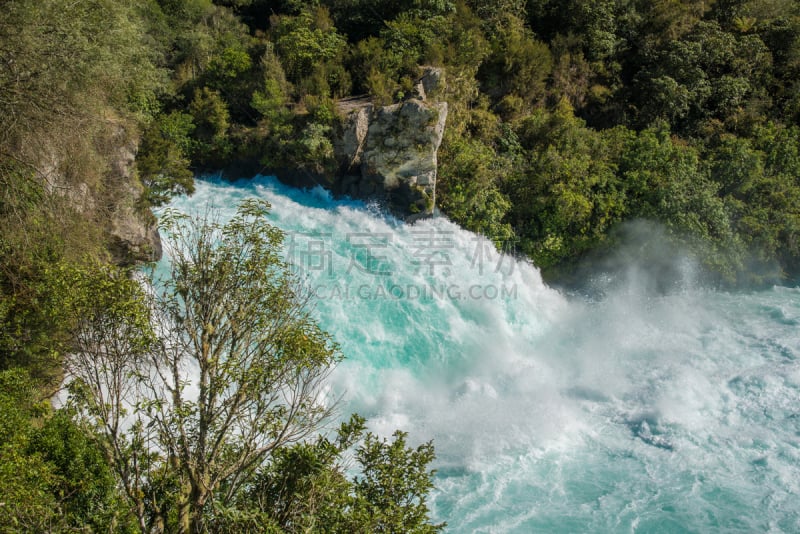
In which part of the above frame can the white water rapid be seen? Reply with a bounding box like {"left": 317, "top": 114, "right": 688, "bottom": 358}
{"left": 163, "top": 176, "right": 800, "bottom": 532}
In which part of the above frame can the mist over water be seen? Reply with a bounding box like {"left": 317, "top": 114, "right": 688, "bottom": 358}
{"left": 165, "top": 176, "right": 800, "bottom": 532}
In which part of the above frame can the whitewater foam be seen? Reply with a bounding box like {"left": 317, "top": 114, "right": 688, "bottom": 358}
{"left": 162, "top": 176, "right": 800, "bottom": 532}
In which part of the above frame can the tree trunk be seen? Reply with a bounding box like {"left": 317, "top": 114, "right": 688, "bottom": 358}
{"left": 176, "top": 481, "right": 209, "bottom": 534}
{"left": 177, "top": 484, "right": 192, "bottom": 534}
{"left": 190, "top": 481, "right": 209, "bottom": 534}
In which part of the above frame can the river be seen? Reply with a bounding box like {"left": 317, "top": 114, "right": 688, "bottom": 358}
{"left": 164, "top": 176, "right": 800, "bottom": 532}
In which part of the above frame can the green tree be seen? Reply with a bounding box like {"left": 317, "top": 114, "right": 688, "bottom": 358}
{"left": 617, "top": 123, "right": 741, "bottom": 279}
{"left": 0, "top": 369, "right": 131, "bottom": 533}
{"left": 0, "top": 369, "right": 61, "bottom": 532}
{"left": 137, "top": 112, "right": 196, "bottom": 207}
{"left": 272, "top": 6, "right": 348, "bottom": 95}
{"left": 189, "top": 87, "right": 233, "bottom": 167}
{"left": 323, "top": 0, "right": 454, "bottom": 42}
{"left": 632, "top": 21, "right": 772, "bottom": 132}
{"left": 0, "top": 0, "right": 162, "bottom": 140}
{"left": 251, "top": 45, "right": 294, "bottom": 123}
{"left": 719, "top": 124, "right": 800, "bottom": 277}
{"left": 477, "top": 14, "right": 553, "bottom": 110}
{"left": 506, "top": 103, "right": 625, "bottom": 270}
{"left": 69, "top": 200, "right": 342, "bottom": 534}
{"left": 241, "top": 415, "right": 445, "bottom": 533}
{"left": 0, "top": 162, "right": 108, "bottom": 384}
{"left": 350, "top": 430, "right": 443, "bottom": 533}
{"left": 438, "top": 136, "right": 514, "bottom": 245}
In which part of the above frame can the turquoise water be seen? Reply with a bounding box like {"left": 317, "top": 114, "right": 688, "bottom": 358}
{"left": 165, "top": 176, "right": 800, "bottom": 533}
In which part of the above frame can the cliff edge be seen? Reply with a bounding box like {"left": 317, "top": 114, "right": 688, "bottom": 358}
{"left": 38, "top": 123, "right": 162, "bottom": 266}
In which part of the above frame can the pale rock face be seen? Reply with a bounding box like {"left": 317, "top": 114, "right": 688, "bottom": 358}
{"left": 361, "top": 98, "right": 447, "bottom": 192}
{"left": 333, "top": 67, "right": 448, "bottom": 218}
{"left": 334, "top": 104, "right": 372, "bottom": 173}
{"left": 415, "top": 66, "right": 444, "bottom": 101}
{"left": 106, "top": 132, "right": 162, "bottom": 265}
{"left": 38, "top": 125, "right": 161, "bottom": 265}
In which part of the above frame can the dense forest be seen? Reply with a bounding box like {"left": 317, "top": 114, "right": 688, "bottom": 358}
{"left": 129, "top": 0, "right": 800, "bottom": 287}
{"left": 1, "top": 0, "right": 799, "bottom": 530}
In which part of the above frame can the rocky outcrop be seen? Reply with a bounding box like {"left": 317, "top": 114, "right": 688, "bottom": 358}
{"left": 333, "top": 67, "right": 447, "bottom": 218}
{"left": 40, "top": 125, "right": 162, "bottom": 266}
{"left": 105, "top": 132, "right": 162, "bottom": 265}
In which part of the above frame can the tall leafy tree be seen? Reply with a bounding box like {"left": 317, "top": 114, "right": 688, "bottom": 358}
{"left": 69, "top": 200, "right": 341, "bottom": 533}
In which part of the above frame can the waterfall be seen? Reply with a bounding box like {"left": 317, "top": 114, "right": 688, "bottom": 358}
{"left": 162, "top": 175, "right": 800, "bottom": 532}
